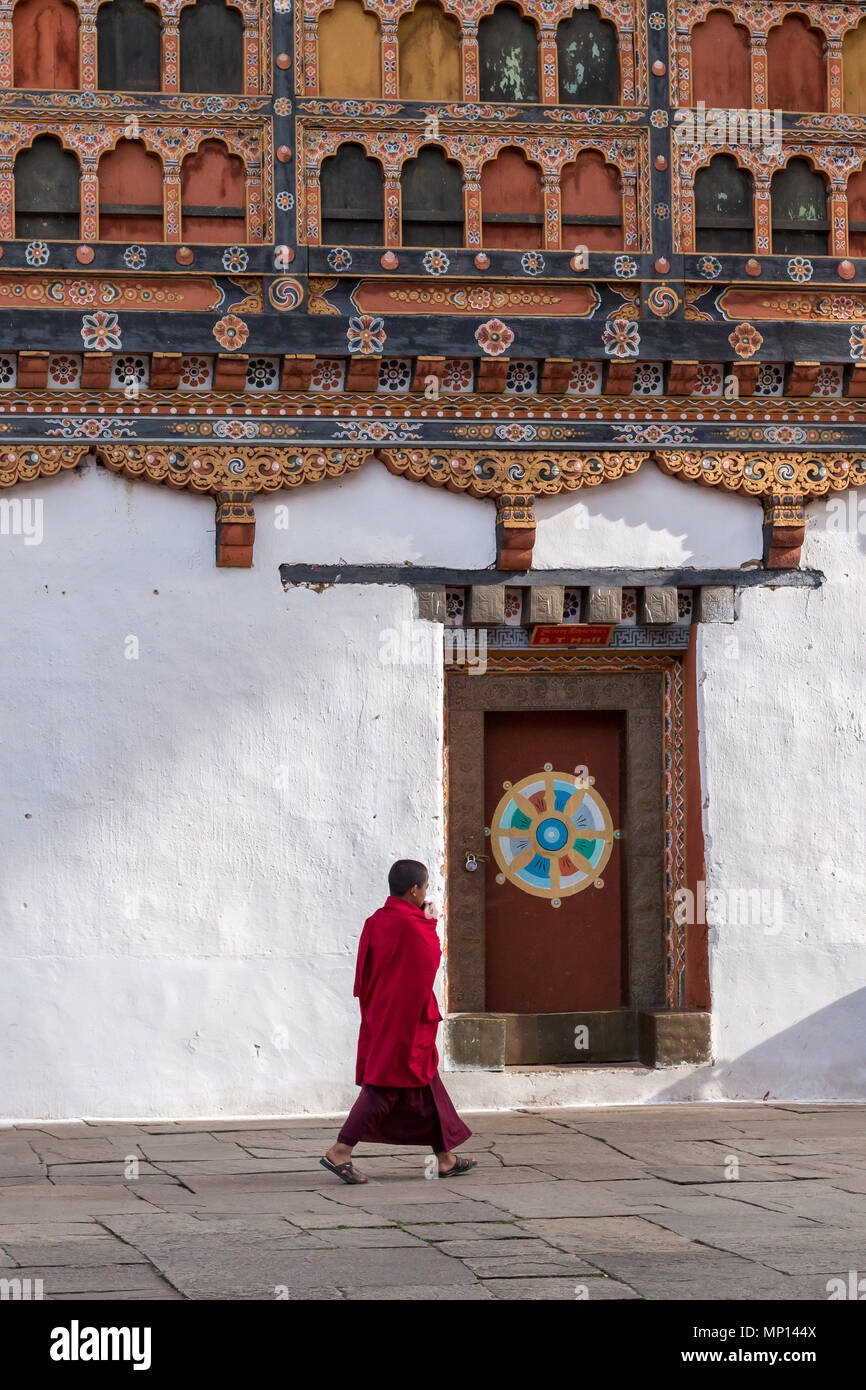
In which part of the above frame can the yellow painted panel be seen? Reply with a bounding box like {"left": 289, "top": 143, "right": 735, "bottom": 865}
{"left": 843, "top": 21, "right": 866, "bottom": 113}
{"left": 319, "top": 0, "right": 381, "bottom": 98}
{"left": 398, "top": 3, "right": 460, "bottom": 101}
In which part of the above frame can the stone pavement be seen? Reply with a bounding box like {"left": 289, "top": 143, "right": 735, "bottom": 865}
{"left": 1, "top": 1102, "right": 864, "bottom": 1300}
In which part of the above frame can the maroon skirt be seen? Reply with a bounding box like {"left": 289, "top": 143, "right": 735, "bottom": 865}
{"left": 338, "top": 1070, "right": 472, "bottom": 1151}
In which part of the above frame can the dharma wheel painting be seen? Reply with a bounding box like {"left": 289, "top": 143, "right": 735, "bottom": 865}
{"left": 487, "top": 765, "right": 620, "bottom": 907}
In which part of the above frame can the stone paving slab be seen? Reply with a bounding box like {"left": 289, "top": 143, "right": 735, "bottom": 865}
{"left": 2, "top": 1102, "right": 864, "bottom": 1300}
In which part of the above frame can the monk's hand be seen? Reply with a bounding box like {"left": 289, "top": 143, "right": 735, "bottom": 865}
{"left": 423, "top": 900, "right": 437, "bottom": 918}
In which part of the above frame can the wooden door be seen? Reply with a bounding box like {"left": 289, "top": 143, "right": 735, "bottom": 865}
{"left": 483, "top": 709, "right": 625, "bottom": 1013}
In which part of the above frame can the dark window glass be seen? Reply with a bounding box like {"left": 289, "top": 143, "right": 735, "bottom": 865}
{"left": 695, "top": 154, "right": 754, "bottom": 253}
{"left": 15, "top": 134, "right": 80, "bottom": 238}
{"left": 180, "top": 0, "right": 243, "bottom": 93}
{"left": 771, "top": 158, "right": 829, "bottom": 255}
{"left": 321, "top": 143, "right": 384, "bottom": 245}
{"left": 557, "top": 8, "right": 618, "bottom": 105}
{"left": 97, "top": 0, "right": 161, "bottom": 92}
{"left": 401, "top": 147, "right": 463, "bottom": 246}
{"left": 478, "top": 5, "right": 538, "bottom": 103}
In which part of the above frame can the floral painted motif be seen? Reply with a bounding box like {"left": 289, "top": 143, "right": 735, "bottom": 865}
{"left": 505, "top": 360, "right": 538, "bottom": 393}
{"left": 694, "top": 363, "right": 724, "bottom": 395}
{"left": 754, "top": 364, "right": 784, "bottom": 396}
{"left": 81, "top": 311, "right": 121, "bottom": 351}
{"left": 47, "top": 354, "right": 81, "bottom": 388}
{"left": 0, "top": 355, "right": 16, "bottom": 386}
{"left": 441, "top": 359, "right": 474, "bottom": 393}
{"left": 444, "top": 589, "right": 465, "bottom": 626}
{"left": 377, "top": 358, "right": 412, "bottom": 392}
{"left": 66, "top": 280, "right": 99, "bottom": 307}
{"left": 310, "top": 358, "right": 346, "bottom": 390}
{"left": 653, "top": 203, "right": 669, "bottom": 219}
{"left": 274, "top": 98, "right": 291, "bottom": 115}
{"left": 650, "top": 109, "right": 668, "bottom": 126}
{"left": 179, "top": 355, "right": 213, "bottom": 389}
{"left": 503, "top": 589, "right": 522, "bottom": 625}
{"left": 603, "top": 318, "right": 640, "bottom": 358}
{"left": 566, "top": 361, "right": 602, "bottom": 394}
{"left": 123, "top": 245, "right": 147, "bottom": 270}
{"left": 563, "top": 588, "right": 581, "bottom": 619}
{"left": 111, "top": 355, "right": 148, "bottom": 389}
{"left": 649, "top": 11, "right": 666, "bottom": 28}
{"left": 423, "top": 249, "right": 450, "bottom": 276}
{"left": 276, "top": 192, "right": 295, "bottom": 211}
{"left": 212, "top": 314, "right": 249, "bottom": 350}
{"left": 620, "top": 589, "right": 637, "bottom": 625}
{"left": 633, "top": 362, "right": 663, "bottom": 394}
{"left": 347, "top": 314, "right": 386, "bottom": 354}
{"left": 222, "top": 247, "right": 249, "bottom": 273}
{"left": 850, "top": 324, "right": 866, "bottom": 360}
{"left": 614, "top": 256, "right": 638, "bottom": 278}
{"left": 787, "top": 257, "right": 813, "bottom": 283}
{"left": 520, "top": 252, "right": 545, "bottom": 276}
{"left": 678, "top": 590, "right": 693, "bottom": 622}
{"left": 475, "top": 318, "right": 514, "bottom": 356}
{"left": 698, "top": 256, "right": 722, "bottom": 279}
{"left": 328, "top": 248, "right": 352, "bottom": 271}
{"left": 728, "top": 322, "right": 763, "bottom": 359}
{"left": 246, "top": 357, "right": 279, "bottom": 390}
{"left": 25, "top": 241, "right": 49, "bottom": 267}
{"left": 814, "top": 365, "right": 843, "bottom": 396}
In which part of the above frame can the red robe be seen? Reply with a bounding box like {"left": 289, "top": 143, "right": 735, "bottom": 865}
{"left": 353, "top": 895, "right": 443, "bottom": 1087}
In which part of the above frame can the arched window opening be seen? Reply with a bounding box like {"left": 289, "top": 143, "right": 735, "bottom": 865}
{"left": 843, "top": 19, "right": 866, "bottom": 114}
{"left": 97, "top": 0, "right": 161, "bottom": 91}
{"left": 401, "top": 147, "right": 463, "bottom": 246}
{"left": 771, "top": 158, "right": 829, "bottom": 255}
{"left": 398, "top": 2, "right": 460, "bottom": 101}
{"left": 320, "top": 143, "right": 383, "bottom": 244}
{"left": 478, "top": 5, "right": 539, "bottom": 103}
{"left": 846, "top": 167, "right": 866, "bottom": 256}
{"left": 13, "top": 0, "right": 79, "bottom": 90}
{"left": 767, "top": 15, "right": 826, "bottom": 113}
{"left": 180, "top": 0, "right": 243, "bottom": 93}
{"left": 556, "top": 7, "right": 618, "bottom": 105}
{"left": 690, "top": 7, "right": 750, "bottom": 109}
{"left": 481, "top": 147, "right": 543, "bottom": 248}
{"left": 98, "top": 141, "right": 164, "bottom": 241}
{"left": 181, "top": 139, "right": 246, "bottom": 242}
{"left": 694, "top": 154, "right": 754, "bottom": 253}
{"left": 560, "top": 151, "right": 622, "bottom": 251}
{"left": 318, "top": 0, "right": 381, "bottom": 98}
{"left": 15, "top": 135, "right": 80, "bottom": 238}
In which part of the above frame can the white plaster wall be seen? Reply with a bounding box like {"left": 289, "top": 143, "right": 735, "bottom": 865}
{"left": 1, "top": 459, "right": 864, "bottom": 1117}
{"left": 533, "top": 464, "right": 764, "bottom": 569}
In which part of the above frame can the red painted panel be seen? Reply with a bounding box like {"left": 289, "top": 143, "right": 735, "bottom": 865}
{"left": 561, "top": 151, "right": 623, "bottom": 251}
{"left": 484, "top": 709, "right": 626, "bottom": 1013}
{"left": 690, "top": 8, "right": 750, "bottom": 109}
{"left": 98, "top": 140, "right": 164, "bottom": 241}
{"left": 181, "top": 139, "right": 246, "bottom": 243}
{"left": 481, "top": 148, "right": 543, "bottom": 249}
{"left": 13, "top": 0, "right": 78, "bottom": 90}
{"left": 767, "top": 16, "right": 826, "bottom": 113}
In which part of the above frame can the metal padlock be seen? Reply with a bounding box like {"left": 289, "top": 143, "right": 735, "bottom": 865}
{"left": 464, "top": 852, "right": 478, "bottom": 872}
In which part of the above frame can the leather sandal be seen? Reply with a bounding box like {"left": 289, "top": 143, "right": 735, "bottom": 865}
{"left": 320, "top": 1155, "right": 368, "bottom": 1184}
{"left": 439, "top": 1155, "right": 477, "bottom": 1177}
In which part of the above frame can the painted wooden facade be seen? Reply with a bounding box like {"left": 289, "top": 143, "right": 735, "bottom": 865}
{"left": 1, "top": 0, "right": 866, "bottom": 570}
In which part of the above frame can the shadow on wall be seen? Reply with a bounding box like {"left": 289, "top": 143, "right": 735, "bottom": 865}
{"left": 657, "top": 988, "right": 866, "bottom": 1103}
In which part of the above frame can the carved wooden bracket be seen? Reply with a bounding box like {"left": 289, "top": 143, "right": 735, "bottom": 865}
{"left": 763, "top": 493, "right": 806, "bottom": 569}
{"left": 215, "top": 490, "right": 256, "bottom": 568}
{"left": 495, "top": 494, "right": 536, "bottom": 571}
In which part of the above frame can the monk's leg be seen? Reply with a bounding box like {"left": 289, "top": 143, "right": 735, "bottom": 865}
{"left": 325, "top": 1140, "right": 354, "bottom": 1165}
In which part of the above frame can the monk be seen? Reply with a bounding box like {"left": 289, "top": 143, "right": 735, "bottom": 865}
{"left": 321, "top": 859, "right": 476, "bottom": 1185}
